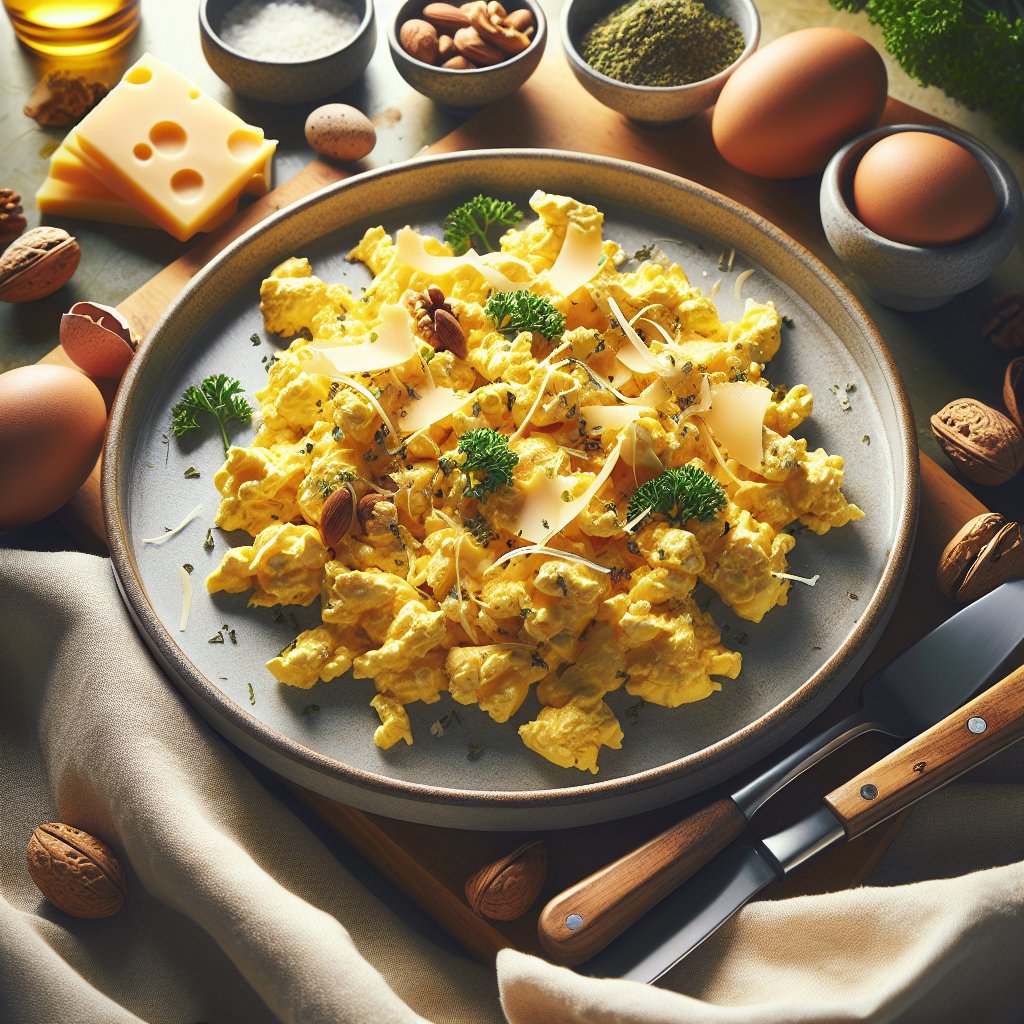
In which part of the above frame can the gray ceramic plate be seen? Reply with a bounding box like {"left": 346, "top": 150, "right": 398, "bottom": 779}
{"left": 104, "top": 150, "right": 918, "bottom": 831}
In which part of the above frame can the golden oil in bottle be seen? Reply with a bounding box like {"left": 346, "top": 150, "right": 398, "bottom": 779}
{"left": 3, "top": 0, "right": 140, "bottom": 56}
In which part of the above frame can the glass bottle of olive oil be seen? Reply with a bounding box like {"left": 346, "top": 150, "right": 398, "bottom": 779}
{"left": 3, "top": 0, "right": 139, "bottom": 56}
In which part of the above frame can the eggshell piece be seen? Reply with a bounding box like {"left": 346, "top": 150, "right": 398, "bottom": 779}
{"left": 711, "top": 28, "right": 887, "bottom": 178}
{"left": 0, "top": 364, "right": 107, "bottom": 529}
{"left": 60, "top": 301, "right": 137, "bottom": 378}
{"left": 852, "top": 132, "right": 998, "bottom": 246}
{"left": 304, "top": 104, "right": 376, "bottom": 163}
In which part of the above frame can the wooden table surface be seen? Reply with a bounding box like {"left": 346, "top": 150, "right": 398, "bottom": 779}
{"left": 2, "top": 1, "right": 1021, "bottom": 969}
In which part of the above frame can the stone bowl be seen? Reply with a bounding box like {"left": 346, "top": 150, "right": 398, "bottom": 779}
{"left": 561, "top": 0, "right": 760, "bottom": 127}
{"left": 820, "top": 124, "right": 1023, "bottom": 312}
{"left": 387, "top": 0, "right": 546, "bottom": 111}
{"left": 199, "top": 0, "right": 376, "bottom": 104}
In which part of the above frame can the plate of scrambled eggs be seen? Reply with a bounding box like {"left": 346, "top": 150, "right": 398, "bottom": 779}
{"left": 105, "top": 151, "right": 916, "bottom": 830}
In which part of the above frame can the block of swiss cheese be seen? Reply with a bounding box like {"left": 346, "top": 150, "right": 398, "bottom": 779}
{"left": 66, "top": 54, "right": 277, "bottom": 241}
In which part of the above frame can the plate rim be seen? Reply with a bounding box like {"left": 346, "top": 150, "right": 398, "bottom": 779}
{"left": 103, "top": 147, "right": 920, "bottom": 813}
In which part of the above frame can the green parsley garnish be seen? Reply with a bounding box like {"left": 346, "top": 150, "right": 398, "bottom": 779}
{"left": 170, "top": 374, "right": 252, "bottom": 455}
{"left": 485, "top": 291, "right": 565, "bottom": 340}
{"left": 456, "top": 428, "right": 519, "bottom": 501}
{"left": 442, "top": 195, "right": 524, "bottom": 255}
{"left": 627, "top": 466, "right": 727, "bottom": 527}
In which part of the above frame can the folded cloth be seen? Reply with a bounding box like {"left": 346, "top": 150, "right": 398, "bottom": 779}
{"left": 1, "top": 548, "right": 1021, "bottom": 1024}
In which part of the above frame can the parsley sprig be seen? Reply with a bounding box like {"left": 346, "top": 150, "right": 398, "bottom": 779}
{"left": 170, "top": 374, "right": 253, "bottom": 455}
{"left": 485, "top": 291, "right": 566, "bottom": 341}
{"left": 443, "top": 195, "right": 524, "bottom": 256}
{"left": 627, "top": 466, "right": 727, "bottom": 527}
{"left": 456, "top": 428, "right": 519, "bottom": 501}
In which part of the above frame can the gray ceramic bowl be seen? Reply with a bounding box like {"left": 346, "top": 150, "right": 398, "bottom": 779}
{"left": 561, "top": 0, "right": 759, "bottom": 127}
{"left": 387, "top": 0, "right": 546, "bottom": 110}
{"left": 820, "top": 124, "right": 1022, "bottom": 312}
{"left": 200, "top": 0, "right": 376, "bottom": 104}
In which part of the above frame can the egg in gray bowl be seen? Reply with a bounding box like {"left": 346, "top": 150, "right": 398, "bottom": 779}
{"left": 820, "top": 124, "right": 1022, "bottom": 312}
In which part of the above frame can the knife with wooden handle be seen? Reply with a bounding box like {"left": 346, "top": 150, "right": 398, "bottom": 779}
{"left": 538, "top": 578, "right": 1024, "bottom": 966}
{"left": 570, "top": 661, "right": 1024, "bottom": 983}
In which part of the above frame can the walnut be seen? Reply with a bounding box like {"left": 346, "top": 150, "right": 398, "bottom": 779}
{"left": 465, "top": 840, "right": 547, "bottom": 920}
{"left": 26, "top": 823, "right": 127, "bottom": 918}
{"left": 930, "top": 398, "right": 1024, "bottom": 486}
{"left": 24, "top": 71, "right": 109, "bottom": 127}
{"left": 0, "top": 188, "right": 26, "bottom": 247}
{"left": 0, "top": 226, "right": 80, "bottom": 303}
{"left": 465, "top": 1, "right": 532, "bottom": 54}
{"left": 1004, "top": 356, "right": 1024, "bottom": 431}
{"left": 937, "top": 513, "right": 1024, "bottom": 603}
{"left": 980, "top": 291, "right": 1024, "bottom": 351}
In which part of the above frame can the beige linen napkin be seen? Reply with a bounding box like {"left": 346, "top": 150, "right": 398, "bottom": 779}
{"left": 1, "top": 547, "right": 1021, "bottom": 1023}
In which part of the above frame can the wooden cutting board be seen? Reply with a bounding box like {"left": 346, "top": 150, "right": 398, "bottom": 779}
{"left": 43, "top": 48, "right": 992, "bottom": 965}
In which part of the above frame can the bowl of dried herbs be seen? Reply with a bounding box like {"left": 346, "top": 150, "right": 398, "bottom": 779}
{"left": 561, "top": 0, "right": 759, "bottom": 125}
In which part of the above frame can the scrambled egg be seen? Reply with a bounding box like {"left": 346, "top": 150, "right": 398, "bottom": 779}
{"left": 206, "top": 191, "right": 863, "bottom": 773}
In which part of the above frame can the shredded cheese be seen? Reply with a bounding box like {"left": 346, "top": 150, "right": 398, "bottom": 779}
{"left": 623, "top": 506, "right": 651, "bottom": 533}
{"left": 333, "top": 375, "right": 402, "bottom": 450}
{"left": 510, "top": 363, "right": 555, "bottom": 443}
{"left": 178, "top": 565, "right": 192, "bottom": 632}
{"left": 734, "top": 268, "right": 756, "bottom": 300}
{"left": 772, "top": 571, "right": 820, "bottom": 586}
{"left": 607, "top": 296, "right": 663, "bottom": 375}
{"left": 142, "top": 504, "right": 203, "bottom": 546}
{"left": 548, "top": 222, "right": 604, "bottom": 296}
{"left": 488, "top": 545, "right": 611, "bottom": 574}
{"left": 401, "top": 378, "right": 472, "bottom": 433}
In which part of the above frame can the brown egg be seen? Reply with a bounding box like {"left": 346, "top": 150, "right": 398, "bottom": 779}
{"left": 60, "top": 301, "right": 137, "bottom": 378}
{"left": 0, "top": 364, "right": 107, "bottom": 529}
{"left": 852, "top": 131, "right": 998, "bottom": 246}
{"left": 711, "top": 28, "right": 887, "bottom": 179}
{"left": 304, "top": 104, "right": 376, "bottom": 163}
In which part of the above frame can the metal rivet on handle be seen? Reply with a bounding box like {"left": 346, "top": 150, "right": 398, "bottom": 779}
{"left": 967, "top": 717, "right": 988, "bottom": 734}
{"left": 860, "top": 784, "right": 878, "bottom": 800}
{"left": 566, "top": 914, "right": 584, "bottom": 930}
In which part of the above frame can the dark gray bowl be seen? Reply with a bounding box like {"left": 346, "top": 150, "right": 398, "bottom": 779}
{"left": 820, "top": 124, "right": 1023, "bottom": 312}
{"left": 562, "top": 0, "right": 759, "bottom": 127}
{"left": 387, "top": 0, "right": 546, "bottom": 110}
{"left": 200, "top": 0, "right": 376, "bottom": 104}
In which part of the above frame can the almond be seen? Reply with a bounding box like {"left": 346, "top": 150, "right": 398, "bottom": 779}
{"left": 434, "top": 308, "right": 467, "bottom": 359}
{"left": 27, "top": 823, "right": 127, "bottom": 919}
{"left": 320, "top": 485, "right": 354, "bottom": 548}
{"left": 505, "top": 7, "right": 535, "bottom": 33}
{"left": 438, "top": 33, "right": 456, "bottom": 60}
{"left": 453, "top": 26, "right": 506, "bottom": 66}
{"left": 400, "top": 19, "right": 440, "bottom": 64}
{"left": 443, "top": 55, "right": 477, "bottom": 69}
{"left": 423, "top": 2, "right": 471, "bottom": 32}
{"left": 465, "top": 840, "right": 547, "bottom": 920}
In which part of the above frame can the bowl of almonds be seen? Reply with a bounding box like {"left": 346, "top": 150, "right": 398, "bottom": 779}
{"left": 388, "top": 0, "right": 546, "bottom": 109}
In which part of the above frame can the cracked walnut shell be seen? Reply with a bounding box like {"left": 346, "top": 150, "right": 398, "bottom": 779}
{"left": 930, "top": 398, "right": 1024, "bottom": 486}
{"left": 27, "top": 823, "right": 127, "bottom": 918}
{"left": 937, "top": 513, "right": 1024, "bottom": 603}
{"left": 0, "top": 188, "right": 26, "bottom": 247}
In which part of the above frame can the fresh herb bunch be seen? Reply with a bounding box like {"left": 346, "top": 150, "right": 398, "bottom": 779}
{"left": 627, "top": 465, "right": 727, "bottom": 526}
{"left": 829, "top": 0, "right": 1024, "bottom": 142}
{"left": 443, "top": 195, "right": 524, "bottom": 256}
{"left": 170, "top": 374, "right": 253, "bottom": 454}
{"left": 485, "top": 291, "right": 566, "bottom": 340}
{"left": 456, "top": 428, "right": 520, "bottom": 501}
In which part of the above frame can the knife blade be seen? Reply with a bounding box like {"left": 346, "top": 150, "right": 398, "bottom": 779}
{"left": 577, "top": 661, "right": 1024, "bottom": 983}
{"left": 539, "top": 579, "right": 1024, "bottom": 966}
